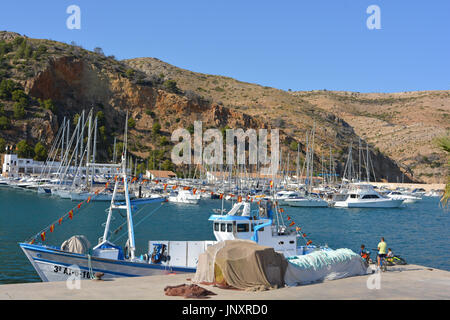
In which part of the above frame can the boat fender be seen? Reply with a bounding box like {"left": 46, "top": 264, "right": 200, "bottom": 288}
{"left": 124, "top": 240, "right": 130, "bottom": 259}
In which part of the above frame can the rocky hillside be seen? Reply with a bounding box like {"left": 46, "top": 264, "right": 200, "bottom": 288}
{"left": 126, "top": 57, "right": 449, "bottom": 183}
{"left": 0, "top": 31, "right": 296, "bottom": 175}
{"left": 0, "top": 31, "right": 429, "bottom": 182}
{"left": 291, "top": 90, "right": 450, "bottom": 183}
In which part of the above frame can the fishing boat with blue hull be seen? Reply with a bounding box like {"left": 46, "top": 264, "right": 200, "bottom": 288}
{"left": 20, "top": 240, "right": 198, "bottom": 282}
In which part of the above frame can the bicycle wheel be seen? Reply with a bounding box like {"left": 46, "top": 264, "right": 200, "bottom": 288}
{"left": 381, "top": 259, "right": 387, "bottom": 272}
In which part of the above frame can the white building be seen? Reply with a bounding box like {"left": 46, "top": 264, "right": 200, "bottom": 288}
{"left": 2, "top": 154, "right": 61, "bottom": 177}
{"left": 2, "top": 154, "right": 120, "bottom": 178}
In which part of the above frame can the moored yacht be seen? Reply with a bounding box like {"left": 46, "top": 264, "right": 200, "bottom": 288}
{"left": 385, "top": 191, "right": 421, "bottom": 203}
{"left": 283, "top": 194, "right": 329, "bottom": 208}
{"left": 333, "top": 183, "right": 404, "bottom": 208}
{"left": 168, "top": 189, "right": 200, "bottom": 204}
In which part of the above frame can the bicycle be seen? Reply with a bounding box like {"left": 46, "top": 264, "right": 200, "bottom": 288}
{"left": 372, "top": 249, "right": 388, "bottom": 272}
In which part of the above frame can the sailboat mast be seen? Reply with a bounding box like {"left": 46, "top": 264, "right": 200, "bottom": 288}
{"left": 123, "top": 111, "right": 136, "bottom": 260}
{"left": 86, "top": 111, "right": 93, "bottom": 190}
{"left": 366, "top": 142, "right": 370, "bottom": 182}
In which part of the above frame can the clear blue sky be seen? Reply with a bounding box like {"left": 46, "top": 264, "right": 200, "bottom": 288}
{"left": 1, "top": 0, "right": 449, "bottom": 92}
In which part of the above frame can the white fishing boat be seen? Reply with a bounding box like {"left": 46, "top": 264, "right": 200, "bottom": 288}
{"left": 168, "top": 189, "right": 200, "bottom": 204}
{"left": 208, "top": 200, "right": 322, "bottom": 257}
{"left": 333, "top": 183, "right": 404, "bottom": 208}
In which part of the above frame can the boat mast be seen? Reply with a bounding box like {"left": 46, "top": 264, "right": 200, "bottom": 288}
{"left": 358, "top": 138, "right": 362, "bottom": 182}
{"left": 86, "top": 111, "right": 93, "bottom": 191}
{"left": 366, "top": 142, "right": 370, "bottom": 182}
{"left": 123, "top": 111, "right": 136, "bottom": 260}
{"left": 92, "top": 115, "right": 98, "bottom": 186}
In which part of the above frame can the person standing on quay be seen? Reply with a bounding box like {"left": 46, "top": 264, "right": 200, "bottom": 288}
{"left": 377, "top": 237, "right": 387, "bottom": 269}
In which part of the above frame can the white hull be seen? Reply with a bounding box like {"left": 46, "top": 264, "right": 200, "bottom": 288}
{"left": 284, "top": 198, "right": 328, "bottom": 207}
{"left": 53, "top": 189, "right": 72, "bottom": 199}
{"left": 70, "top": 192, "right": 126, "bottom": 202}
{"left": 168, "top": 197, "right": 199, "bottom": 204}
{"left": 386, "top": 195, "right": 421, "bottom": 204}
{"left": 20, "top": 243, "right": 194, "bottom": 282}
{"left": 168, "top": 190, "right": 200, "bottom": 204}
{"left": 333, "top": 199, "right": 404, "bottom": 208}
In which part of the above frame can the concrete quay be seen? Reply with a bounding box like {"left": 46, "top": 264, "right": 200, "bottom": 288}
{"left": 0, "top": 264, "right": 449, "bottom": 300}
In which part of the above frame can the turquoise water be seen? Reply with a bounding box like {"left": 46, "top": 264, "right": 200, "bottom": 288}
{"left": 0, "top": 187, "right": 449, "bottom": 284}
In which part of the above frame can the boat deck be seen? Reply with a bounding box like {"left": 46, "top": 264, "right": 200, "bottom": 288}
{"left": 1, "top": 264, "right": 448, "bottom": 300}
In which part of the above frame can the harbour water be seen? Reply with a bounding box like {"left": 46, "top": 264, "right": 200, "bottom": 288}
{"left": 0, "top": 187, "right": 449, "bottom": 284}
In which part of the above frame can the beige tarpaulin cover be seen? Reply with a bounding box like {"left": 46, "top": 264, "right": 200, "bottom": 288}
{"left": 192, "top": 240, "right": 287, "bottom": 291}
{"left": 60, "top": 235, "right": 91, "bottom": 254}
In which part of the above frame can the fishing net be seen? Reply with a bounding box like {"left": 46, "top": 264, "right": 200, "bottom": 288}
{"left": 192, "top": 240, "right": 287, "bottom": 291}
{"left": 284, "top": 248, "right": 368, "bottom": 286}
{"left": 60, "top": 235, "right": 91, "bottom": 254}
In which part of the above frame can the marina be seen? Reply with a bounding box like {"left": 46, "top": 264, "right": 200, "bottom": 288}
{"left": 0, "top": 3, "right": 449, "bottom": 302}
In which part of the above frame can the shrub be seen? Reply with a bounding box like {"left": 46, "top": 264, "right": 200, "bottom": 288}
{"left": 161, "top": 159, "right": 174, "bottom": 171}
{"left": 145, "top": 109, "right": 155, "bottom": 118}
{"left": 0, "top": 137, "right": 5, "bottom": 152}
{"left": 127, "top": 117, "right": 136, "bottom": 129}
{"left": 98, "top": 125, "right": 107, "bottom": 143}
{"left": 125, "top": 69, "right": 135, "bottom": 78}
{"left": 96, "top": 111, "right": 105, "bottom": 126}
{"left": 33, "top": 142, "right": 48, "bottom": 161}
{"left": 11, "top": 89, "right": 28, "bottom": 102}
{"left": 290, "top": 141, "right": 299, "bottom": 152}
{"left": 16, "top": 140, "right": 34, "bottom": 158}
{"left": 93, "top": 47, "right": 104, "bottom": 56}
{"left": 163, "top": 80, "right": 181, "bottom": 94}
{"left": 13, "top": 103, "right": 25, "bottom": 119}
{"left": 12, "top": 37, "right": 25, "bottom": 47}
{"left": 0, "top": 116, "right": 10, "bottom": 129}
{"left": 159, "top": 136, "right": 169, "bottom": 146}
{"left": 0, "top": 79, "right": 20, "bottom": 100}
{"left": 152, "top": 121, "right": 161, "bottom": 135}
{"left": 38, "top": 98, "right": 57, "bottom": 113}
{"left": 0, "top": 40, "right": 13, "bottom": 55}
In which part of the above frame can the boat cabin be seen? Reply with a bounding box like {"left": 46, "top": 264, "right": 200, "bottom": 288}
{"left": 209, "top": 200, "right": 298, "bottom": 256}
